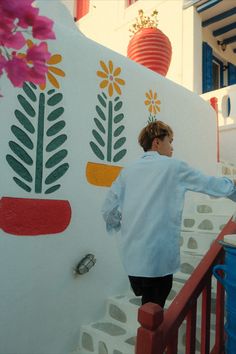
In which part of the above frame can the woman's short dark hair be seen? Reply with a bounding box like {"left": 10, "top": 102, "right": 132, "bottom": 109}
{"left": 138, "top": 121, "right": 173, "bottom": 152}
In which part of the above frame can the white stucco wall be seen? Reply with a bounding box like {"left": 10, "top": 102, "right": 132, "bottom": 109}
{"left": 0, "top": 1, "right": 219, "bottom": 354}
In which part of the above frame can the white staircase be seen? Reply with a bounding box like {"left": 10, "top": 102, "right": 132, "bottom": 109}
{"left": 74, "top": 162, "right": 236, "bottom": 354}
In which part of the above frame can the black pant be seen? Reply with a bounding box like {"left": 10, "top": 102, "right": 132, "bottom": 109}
{"left": 128, "top": 274, "right": 173, "bottom": 308}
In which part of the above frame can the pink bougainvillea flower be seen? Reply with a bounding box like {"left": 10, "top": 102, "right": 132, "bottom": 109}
{"left": 32, "top": 16, "right": 56, "bottom": 40}
{"left": 0, "top": 0, "right": 35, "bottom": 24}
{"left": 3, "top": 31, "right": 26, "bottom": 50}
{"left": 29, "top": 63, "right": 48, "bottom": 85}
{"left": 26, "top": 42, "right": 51, "bottom": 63}
{"left": 5, "top": 57, "right": 29, "bottom": 87}
{"left": 0, "top": 54, "right": 6, "bottom": 75}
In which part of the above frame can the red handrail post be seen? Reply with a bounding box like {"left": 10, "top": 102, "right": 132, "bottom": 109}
{"left": 201, "top": 278, "right": 212, "bottom": 354}
{"left": 136, "top": 303, "right": 164, "bottom": 354}
{"left": 186, "top": 301, "right": 197, "bottom": 354}
{"left": 210, "top": 97, "right": 220, "bottom": 163}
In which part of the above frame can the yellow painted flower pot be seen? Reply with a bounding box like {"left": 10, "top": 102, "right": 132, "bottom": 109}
{"left": 86, "top": 162, "right": 122, "bottom": 187}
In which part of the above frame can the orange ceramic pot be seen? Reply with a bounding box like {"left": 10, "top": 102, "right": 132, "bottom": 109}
{"left": 127, "top": 28, "right": 172, "bottom": 76}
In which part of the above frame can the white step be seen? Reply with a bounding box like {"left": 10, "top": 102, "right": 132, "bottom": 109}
{"left": 182, "top": 214, "right": 229, "bottom": 233}
{"left": 180, "top": 231, "right": 218, "bottom": 256}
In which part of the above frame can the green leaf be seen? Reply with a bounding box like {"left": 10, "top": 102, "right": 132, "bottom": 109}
{"left": 96, "top": 105, "right": 106, "bottom": 121}
{"left": 14, "top": 110, "right": 35, "bottom": 133}
{"left": 97, "top": 94, "right": 107, "bottom": 108}
{"left": 11, "top": 125, "right": 34, "bottom": 149}
{"left": 94, "top": 118, "right": 105, "bottom": 134}
{"left": 47, "top": 121, "right": 66, "bottom": 137}
{"left": 13, "top": 177, "right": 31, "bottom": 192}
{"left": 47, "top": 93, "right": 63, "bottom": 106}
{"left": 90, "top": 141, "right": 104, "bottom": 160}
{"left": 46, "top": 134, "right": 67, "bottom": 152}
{"left": 92, "top": 130, "right": 105, "bottom": 147}
{"left": 114, "top": 96, "right": 120, "bottom": 102}
{"left": 47, "top": 107, "right": 64, "bottom": 121}
{"left": 6, "top": 155, "right": 33, "bottom": 182}
{"left": 45, "top": 184, "right": 61, "bottom": 194}
{"left": 48, "top": 89, "right": 56, "bottom": 95}
{"left": 45, "top": 149, "right": 68, "bottom": 168}
{"left": 29, "top": 82, "right": 37, "bottom": 90}
{"left": 45, "top": 163, "right": 69, "bottom": 185}
{"left": 114, "top": 125, "right": 125, "bottom": 137}
{"left": 23, "top": 83, "right": 37, "bottom": 102}
{"left": 17, "top": 95, "right": 36, "bottom": 117}
{"left": 114, "top": 113, "right": 124, "bottom": 124}
{"left": 114, "top": 101, "right": 122, "bottom": 111}
{"left": 114, "top": 137, "right": 126, "bottom": 150}
{"left": 9, "top": 141, "right": 33, "bottom": 165}
{"left": 102, "top": 92, "right": 107, "bottom": 100}
{"left": 113, "top": 149, "right": 127, "bottom": 163}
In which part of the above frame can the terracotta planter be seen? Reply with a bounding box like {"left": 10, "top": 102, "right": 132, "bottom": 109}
{"left": 0, "top": 197, "right": 71, "bottom": 236}
{"left": 86, "top": 162, "right": 122, "bottom": 187}
{"left": 127, "top": 28, "right": 172, "bottom": 76}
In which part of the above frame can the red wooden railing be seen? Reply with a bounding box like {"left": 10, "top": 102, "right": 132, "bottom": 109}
{"left": 136, "top": 217, "right": 236, "bottom": 354}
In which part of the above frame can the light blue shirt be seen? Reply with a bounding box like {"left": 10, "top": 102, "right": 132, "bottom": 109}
{"left": 102, "top": 152, "right": 236, "bottom": 277}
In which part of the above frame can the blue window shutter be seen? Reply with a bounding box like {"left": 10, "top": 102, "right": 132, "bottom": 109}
{"left": 228, "top": 63, "right": 236, "bottom": 86}
{"left": 202, "top": 42, "right": 213, "bottom": 93}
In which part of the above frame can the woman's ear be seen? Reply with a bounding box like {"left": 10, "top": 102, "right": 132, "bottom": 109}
{"left": 151, "top": 137, "right": 159, "bottom": 151}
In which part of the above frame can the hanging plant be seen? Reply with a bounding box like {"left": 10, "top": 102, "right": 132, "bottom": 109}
{"left": 127, "top": 9, "right": 172, "bottom": 77}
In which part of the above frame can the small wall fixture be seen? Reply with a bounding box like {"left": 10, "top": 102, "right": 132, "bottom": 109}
{"left": 217, "top": 40, "right": 227, "bottom": 52}
{"left": 223, "top": 64, "right": 229, "bottom": 71}
{"left": 74, "top": 254, "right": 96, "bottom": 276}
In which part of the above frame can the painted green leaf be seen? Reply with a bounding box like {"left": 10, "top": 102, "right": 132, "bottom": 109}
{"left": 17, "top": 94, "right": 36, "bottom": 117}
{"left": 102, "top": 92, "right": 107, "bottom": 100}
{"left": 6, "top": 155, "right": 33, "bottom": 182}
{"left": 92, "top": 130, "right": 105, "bottom": 147}
{"left": 97, "top": 94, "right": 107, "bottom": 108}
{"left": 15, "top": 110, "right": 35, "bottom": 133}
{"left": 96, "top": 105, "right": 106, "bottom": 121}
{"left": 48, "top": 89, "right": 56, "bottom": 95}
{"left": 13, "top": 177, "right": 31, "bottom": 192}
{"left": 11, "top": 125, "right": 34, "bottom": 149}
{"left": 45, "top": 184, "right": 61, "bottom": 194}
{"left": 113, "top": 149, "right": 127, "bottom": 163}
{"left": 114, "top": 96, "right": 119, "bottom": 102}
{"left": 90, "top": 141, "right": 104, "bottom": 160}
{"left": 47, "top": 93, "right": 63, "bottom": 106}
{"left": 114, "top": 125, "right": 125, "bottom": 137}
{"left": 114, "top": 101, "right": 123, "bottom": 111}
{"left": 45, "top": 150, "right": 68, "bottom": 168}
{"left": 46, "top": 134, "right": 67, "bottom": 152}
{"left": 94, "top": 118, "right": 105, "bottom": 134}
{"left": 23, "top": 83, "right": 37, "bottom": 102}
{"left": 45, "top": 163, "right": 69, "bottom": 185}
{"left": 114, "top": 137, "right": 126, "bottom": 150}
{"left": 47, "top": 107, "right": 64, "bottom": 121}
{"left": 114, "top": 113, "right": 124, "bottom": 124}
{"left": 46, "top": 121, "right": 66, "bottom": 137}
{"left": 9, "top": 141, "right": 33, "bottom": 165}
{"left": 29, "top": 82, "right": 37, "bottom": 90}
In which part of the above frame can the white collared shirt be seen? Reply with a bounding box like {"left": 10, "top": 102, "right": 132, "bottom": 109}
{"left": 102, "top": 152, "right": 236, "bottom": 277}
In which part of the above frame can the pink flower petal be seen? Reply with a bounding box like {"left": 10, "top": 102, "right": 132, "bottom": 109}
{"left": 3, "top": 31, "right": 26, "bottom": 50}
{"left": 32, "top": 16, "right": 55, "bottom": 40}
{"left": 29, "top": 63, "right": 48, "bottom": 85}
{"left": 5, "top": 57, "right": 29, "bottom": 87}
{"left": 26, "top": 42, "right": 51, "bottom": 63}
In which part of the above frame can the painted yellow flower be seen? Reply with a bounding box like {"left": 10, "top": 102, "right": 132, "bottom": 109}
{"left": 97, "top": 60, "right": 125, "bottom": 97}
{"left": 39, "top": 53, "right": 65, "bottom": 90}
{"left": 144, "top": 89, "right": 161, "bottom": 115}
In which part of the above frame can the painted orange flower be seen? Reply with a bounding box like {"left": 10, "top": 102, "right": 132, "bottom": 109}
{"left": 39, "top": 53, "right": 65, "bottom": 90}
{"left": 144, "top": 89, "right": 161, "bottom": 115}
{"left": 97, "top": 60, "right": 125, "bottom": 97}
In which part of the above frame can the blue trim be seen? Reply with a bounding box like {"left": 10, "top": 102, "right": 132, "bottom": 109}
{"left": 197, "top": 0, "right": 222, "bottom": 14}
{"left": 224, "top": 35, "right": 236, "bottom": 45}
{"left": 202, "top": 42, "right": 213, "bottom": 93}
{"left": 202, "top": 7, "right": 236, "bottom": 27}
{"left": 228, "top": 63, "right": 236, "bottom": 85}
{"left": 212, "top": 55, "right": 224, "bottom": 87}
{"left": 213, "top": 22, "right": 236, "bottom": 37}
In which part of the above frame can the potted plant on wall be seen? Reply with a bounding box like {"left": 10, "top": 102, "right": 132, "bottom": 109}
{"left": 127, "top": 9, "right": 172, "bottom": 76}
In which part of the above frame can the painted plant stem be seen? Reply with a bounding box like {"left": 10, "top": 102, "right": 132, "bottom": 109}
{"left": 107, "top": 100, "right": 113, "bottom": 162}
{"left": 35, "top": 92, "right": 45, "bottom": 193}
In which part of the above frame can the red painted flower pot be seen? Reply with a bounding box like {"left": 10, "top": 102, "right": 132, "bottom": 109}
{"left": 127, "top": 28, "right": 172, "bottom": 76}
{"left": 0, "top": 197, "right": 72, "bottom": 236}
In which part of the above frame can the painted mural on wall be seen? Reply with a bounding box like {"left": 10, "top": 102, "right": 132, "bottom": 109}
{"left": 86, "top": 60, "right": 126, "bottom": 187}
{"left": 3, "top": 42, "right": 71, "bottom": 236}
{"left": 145, "top": 89, "right": 161, "bottom": 122}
